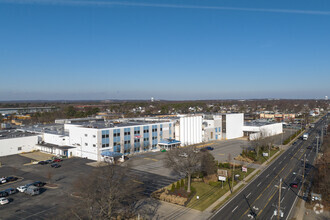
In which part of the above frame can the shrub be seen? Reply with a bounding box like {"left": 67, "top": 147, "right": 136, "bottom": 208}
{"left": 176, "top": 181, "right": 181, "bottom": 189}
{"left": 171, "top": 183, "right": 175, "bottom": 192}
{"left": 181, "top": 179, "right": 184, "bottom": 187}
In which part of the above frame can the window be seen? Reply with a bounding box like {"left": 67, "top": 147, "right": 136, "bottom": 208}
{"left": 114, "top": 133, "right": 120, "bottom": 137}
{"left": 18, "top": 147, "right": 22, "bottom": 151}
{"left": 152, "top": 136, "right": 157, "bottom": 140}
{"left": 102, "top": 143, "right": 109, "bottom": 148}
{"left": 134, "top": 139, "right": 140, "bottom": 143}
{"left": 143, "top": 129, "right": 149, "bottom": 133}
{"left": 134, "top": 130, "right": 140, "bottom": 134}
{"left": 93, "top": 135, "right": 96, "bottom": 138}
{"left": 93, "top": 144, "right": 96, "bottom": 147}
{"left": 85, "top": 143, "right": 88, "bottom": 146}
{"left": 152, "top": 128, "right": 158, "bottom": 132}
{"left": 124, "top": 140, "right": 131, "bottom": 144}
{"left": 124, "top": 131, "right": 131, "bottom": 136}
{"left": 144, "top": 138, "right": 149, "bottom": 141}
{"left": 85, "top": 134, "right": 88, "bottom": 137}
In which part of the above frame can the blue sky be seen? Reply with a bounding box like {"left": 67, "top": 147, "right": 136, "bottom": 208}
{"left": 0, "top": 0, "right": 329, "bottom": 100}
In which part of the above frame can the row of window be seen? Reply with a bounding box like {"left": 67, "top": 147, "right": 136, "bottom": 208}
{"left": 85, "top": 134, "right": 97, "bottom": 138}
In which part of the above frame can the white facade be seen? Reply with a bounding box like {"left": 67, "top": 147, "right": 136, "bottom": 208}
{"left": 225, "top": 113, "right": 244, "bottom": 139}
{"left": 0, "top": 135, "right": 38, "bottom": 157}
{"left": 243, "top": 123, "right": 283, "bottom": 140}
{"left": 179, "top": 116, "right": 202, "bottom": 146}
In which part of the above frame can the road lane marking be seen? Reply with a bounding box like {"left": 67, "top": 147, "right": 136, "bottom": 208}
{"left": 266, "top": 174, "right": 269, "bottom": 178}
{"left": 257, "top": 182, "right": 261, "bottom": 187}
{"left": 281, "top": 196, "right": 285, "bottom": 203}
{"left": 239, "top": 138, "right": 308, "bottom": 219}
{"left": 232, "top": 206, "right": 238, "bottom": 213}
{"left": 279, "top": 161, "right": 282, "bottom": 165}
{"left": 218, "top": 153, "right": 225, "bottom": 156}
{"left": 273, "top": 167, "right": 276, "bottom": 171}
{"left": 247, "top": 192, "right": 251, "bottom": 198}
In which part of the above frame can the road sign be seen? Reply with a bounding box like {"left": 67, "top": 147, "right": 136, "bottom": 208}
{"left": 263, "top": 152, "right": 269, "bottom": 157}
{"left": 218, "top": 176, "right": 226, "bottom": 181}
{"left": 242, "top": 166, "right": 248, "bottom": 172}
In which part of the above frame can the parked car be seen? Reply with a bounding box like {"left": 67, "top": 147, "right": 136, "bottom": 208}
{"left": 25, "top": 186, "right": 40, "bottom": 196}
{"left": 51, "top": 163, "right": 61, "bottom": 168}
{"left": 53, "top": 158, "right": 62, "bottom": 162}
{"left": 0, "top": 191, "right": 8, "bottom": 197}
{"left": 160, "top": 148, "right": 166, "bottom": 152}
{"left": 45, "top": 160, "right": 53, "bottom": 164}
{"left": 17, "top": 185, "right": 28, "bottom": 193}
{"left": 0, "top": 197, "right": 9, "bottom": 205}
{"left": 5, "top": 188, "right": 17, "bottom": 195}
{"left": 0, "top": 177, "right": 7, "bottom": 184}
{"left": 290, "top": 183, "right": 298, "bottom": 188}
{"left": 6, "top": 176, "right": 18, "bottom": 182}
{"left": 32, "top": 181, "right": 46, "bottom": 187}
{"left": 179, "top": 153, "right": 188, "bottom": 158}
{"left": 38, "top": 161, "right": 46, "bottom": 165}
{"left": 205, "top": 146, "right": 214, "bottom": 151}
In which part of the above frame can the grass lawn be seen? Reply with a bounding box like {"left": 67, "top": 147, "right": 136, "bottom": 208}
{"left": 187, "top": 182, "right": 230, "bottom": 211}
{"left": 186, "top": 167, "right": 255, "bottom": 211}
{"left": 256, "top": 149, "right": 279, "bottom": 164}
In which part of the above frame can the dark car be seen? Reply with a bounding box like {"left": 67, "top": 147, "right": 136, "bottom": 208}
{"left": 38, "top": 161, "right": 46, "bottom": 165}
{"left": 51, "top": 163, "right": 61, "bottom": 168}
{"left": 6, "top": 176, "right": 18, "bottom": 182}
{"left": 0, "top": 191, "right": 8, "bottom": 197}
{"left": 5, "top": 188, "right": 17, "bottom": 195}
{"left": 290, "top": 183, "right": 298, "bottom": 188}
{"left": 45, "top": 160, "right": 53, "bottom": 164}
{"left": 201, "top": 146, "right": 214, "bottom": 152}
{"left": 33, "top": 181, "right": 46, "bottom": 187}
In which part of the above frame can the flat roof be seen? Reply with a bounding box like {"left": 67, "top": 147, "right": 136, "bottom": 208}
{"left": 74, "top": 119, "right": 172, "bottom": 129}
{"left": 0, "top": 130, "right": 38, "bottom": 140}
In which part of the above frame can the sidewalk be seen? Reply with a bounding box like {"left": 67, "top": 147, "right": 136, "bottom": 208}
{"left": 205, "top": 150, "right": 282, "bottom": 212}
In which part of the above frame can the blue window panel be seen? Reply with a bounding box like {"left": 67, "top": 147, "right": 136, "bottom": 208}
{"left": 134, "top": 127, "right": 140, "bottom": 131}
{"left": 114, "top": 145, "right": 120, "bottom": 152}
{"left": 216, "top": 135, "right": 218, "bottom": 140}
{"left": 219, "top": 127, "right": 221, "bottom": 132}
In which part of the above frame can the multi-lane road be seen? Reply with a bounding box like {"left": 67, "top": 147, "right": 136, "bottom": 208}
{"left": 211, "top": 115, "right": 328, "bottom": 220}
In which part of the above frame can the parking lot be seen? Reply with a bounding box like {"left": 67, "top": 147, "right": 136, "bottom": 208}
{"left": 0, "top": 155, "right": 96, "bottom": 219}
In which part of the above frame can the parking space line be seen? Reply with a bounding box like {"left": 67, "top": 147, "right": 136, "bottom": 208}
{"left": 218, "top": 153, "right": 225, "bottom": 156}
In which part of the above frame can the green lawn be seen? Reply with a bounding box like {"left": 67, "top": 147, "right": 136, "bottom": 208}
{"left": 256, "top": 149, "right": 279, "bottom": 164}
{"left": 186, "top": 167, "right": 255, "bottom": 211}
{"left": 186, "top": 182, "right": 230, "bottom": 211}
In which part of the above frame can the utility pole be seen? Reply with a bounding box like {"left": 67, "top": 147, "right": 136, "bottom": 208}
{"left": 232, "top": 160, "right": 235, "bottom": 193}
{"left": 278, "top": 178, "right": 282, "bottom": 220}
{"left": 316, "top": 136, "right": 319, "bottom": 160}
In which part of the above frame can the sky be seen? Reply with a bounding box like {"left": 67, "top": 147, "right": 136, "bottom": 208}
{"left": 0, "top": 0, "right": 329, "bottom": 101}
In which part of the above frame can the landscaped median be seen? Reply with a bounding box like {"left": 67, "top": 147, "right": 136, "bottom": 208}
{"left": 152, "top": 164, "right": 255, "bottom": 211}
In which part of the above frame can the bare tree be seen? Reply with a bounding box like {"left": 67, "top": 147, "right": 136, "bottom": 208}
{"left": 64, "top": 165, "right": 142, "bottom": 219}
{"left": 164, "top": 147, "right": 201, "bottom": 193}
{"left": 200, "top": 151, "right": 217, "bottom": 176}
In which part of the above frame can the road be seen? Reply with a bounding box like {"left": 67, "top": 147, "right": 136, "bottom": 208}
{"left": 210, "top": 115, "right": 328, "bottom": 220}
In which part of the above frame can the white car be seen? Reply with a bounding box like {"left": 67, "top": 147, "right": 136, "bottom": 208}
{"left": 179, "top": 153, "right": 188, "bottom": 158}
{"left": 17, "top": 185, "right": 28, "bottom": 193}
{"left": 0, "top": 177, "right": 7, "bottom": 184}
{"left": 0, "top": 197, "right": 9, "bottom": 205}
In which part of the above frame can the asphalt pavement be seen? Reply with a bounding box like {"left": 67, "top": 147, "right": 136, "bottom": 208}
{"left": 210, "top": 115, "right": 327, "bottom": 220}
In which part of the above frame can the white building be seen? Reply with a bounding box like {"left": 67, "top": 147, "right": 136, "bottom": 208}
{"left": 243, "top": 122, "right": 283, "bottom": 140}
{"left": 222, "top": 113, "right": 244, "bottom": 140}
{"left": 0, "top": 131, "right": 39, "bottom": 157}
{"left": 177, "top": 115, "right": 202, "bottom": 146}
